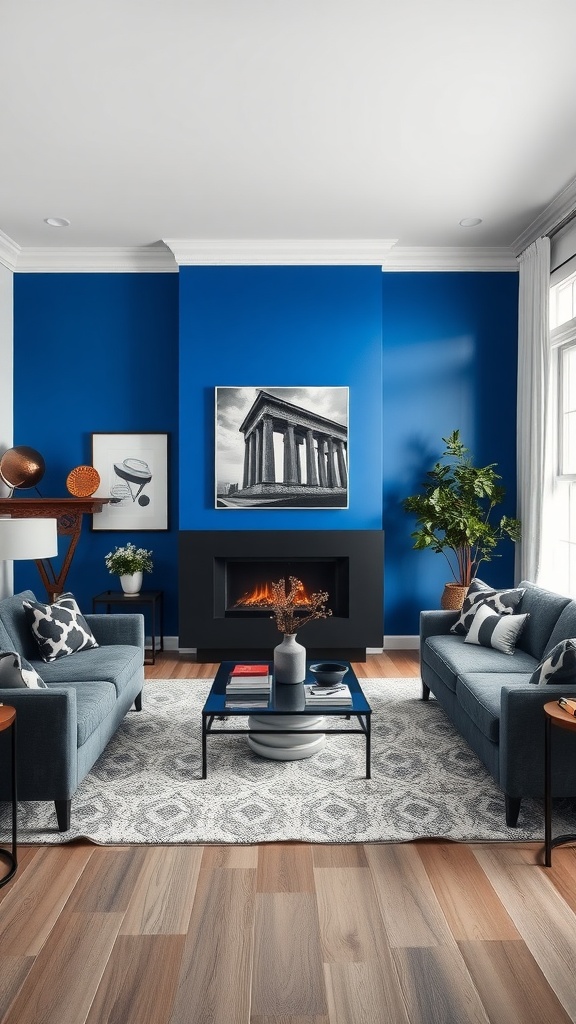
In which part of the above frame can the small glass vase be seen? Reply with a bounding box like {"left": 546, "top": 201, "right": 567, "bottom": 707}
{"left": 273, "top": 633, "right": 306, "bottom": 685}
{"left": 120, "top": 571, "right": 143, "bottom": 596}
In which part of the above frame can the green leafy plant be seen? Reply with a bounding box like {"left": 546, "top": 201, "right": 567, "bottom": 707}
{"left": 401, "top": 430, "right": 521, "bottom": 587}
{"left": 105, "top": 542, "right": 153, "bottom": 576}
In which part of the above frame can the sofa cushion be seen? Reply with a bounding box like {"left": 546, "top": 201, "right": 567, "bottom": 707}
{"left": 36, "top": 644, "right": 143, "bottom": 698}
{"left": 0, "top": 650, "right": 46, "bottom": 688}
{"left": 515, "top": 581, "right": 571, "bottom": 660}
{"left": 44, "top": 679, "right": 118, "bottom": 746}
{"left": 450, "top": 579, "right": 526, "bottom": 636}
{"left": 423, "top": 634, "right": 538, "bottom": 693}
{"left": 0, "top": 590, "right": 39, "bottom": 661}
{"left": 529, "top": 638, "right": 576, "bottom": 685}
{"left": 24, "top": 596, "right": 99, "bottom": 662}
{"left": 456, "top": 672, "right": 533, "bottom": 742}
{"left": 464, "top": 605, "right": 529, "bottom": 655}
{"left": 543, "top": 602, "right": 576, "bottom": 657}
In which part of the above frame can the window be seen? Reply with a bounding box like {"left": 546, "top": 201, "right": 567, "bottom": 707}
{"left": 550, "top": 269, "right": 576, "bottom": 595}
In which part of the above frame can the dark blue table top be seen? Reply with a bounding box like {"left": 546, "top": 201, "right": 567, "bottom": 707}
{"left": 203, "top": 660, "right": 371, "bottom": 716}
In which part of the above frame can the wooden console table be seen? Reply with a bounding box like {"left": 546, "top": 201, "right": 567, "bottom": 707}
{"left": 0, "top": 498, "right": 109, "bottom": 601}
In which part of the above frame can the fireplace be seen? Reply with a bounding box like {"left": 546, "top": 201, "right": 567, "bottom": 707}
{"left": 179, "top": 530, "right": 383, "bottom": 661}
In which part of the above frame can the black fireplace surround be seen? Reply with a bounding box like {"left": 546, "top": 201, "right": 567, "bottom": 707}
{"left": 179, "top": 530, "right": 384, "bottom": 661}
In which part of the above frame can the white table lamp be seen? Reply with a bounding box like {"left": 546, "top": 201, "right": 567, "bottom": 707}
{"left": 0, "top": 517, "right": 58, "bottom": 561}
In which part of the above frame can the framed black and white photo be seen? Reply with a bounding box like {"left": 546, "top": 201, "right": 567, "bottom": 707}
{"left": 91, "top": 432, "right": 169, "bottom": 530}
{"left": 215, "top": 387, "right": 349, "bottom": 509}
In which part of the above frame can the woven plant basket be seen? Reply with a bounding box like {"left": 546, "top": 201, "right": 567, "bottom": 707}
{"left": 441, "top": 583, "right": 468, "bottom": 610}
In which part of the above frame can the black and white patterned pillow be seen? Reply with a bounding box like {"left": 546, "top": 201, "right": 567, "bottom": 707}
{"left": 23, "top": 595, "right": 99, "bottom": 662}
{"left": 450, "top": 578, "right": 526, "bottom": 636}
{"left": 0, "top": 650, "right": 47, "bottom": 688}
{"left": 464, "top": 603, "right": 530, "bottom": 655}
{"left": 529, "top": 638, "right": 576, "bottom": 685}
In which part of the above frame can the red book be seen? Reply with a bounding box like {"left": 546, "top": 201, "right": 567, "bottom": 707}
{"left": 230, "top": 664, "right": 269, "bottom": 676}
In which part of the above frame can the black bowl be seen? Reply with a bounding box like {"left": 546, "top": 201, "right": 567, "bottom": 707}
{"left": 309, "top": 662, "right": 348, "bottom": 685}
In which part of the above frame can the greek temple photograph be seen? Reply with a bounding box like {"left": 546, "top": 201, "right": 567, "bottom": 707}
{"left": 215, "top": 386, "right": 349, "bottom": 508}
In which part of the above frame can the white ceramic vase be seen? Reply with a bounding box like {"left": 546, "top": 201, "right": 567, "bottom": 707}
{"left": 273, "top": 633, "right": 306, "bottom": 685}
{"left": 120, "top": 571, "right": 143, "bottom": 596}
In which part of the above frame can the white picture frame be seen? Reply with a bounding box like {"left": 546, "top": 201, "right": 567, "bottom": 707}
{"left": 91, "top": 432, "right": 169, "bottom": 530}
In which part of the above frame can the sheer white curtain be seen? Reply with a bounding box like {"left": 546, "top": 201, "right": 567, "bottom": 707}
{"left": 516, "top": 236, "right": 552, "bottom": 583}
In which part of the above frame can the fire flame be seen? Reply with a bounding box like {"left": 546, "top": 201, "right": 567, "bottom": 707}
{"left": 235, "top": 581, "right": 312, "bottom": 608}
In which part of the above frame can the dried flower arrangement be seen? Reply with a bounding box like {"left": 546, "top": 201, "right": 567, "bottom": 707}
{"left": 270, "top": 576, "right": 332, "bottom": 635}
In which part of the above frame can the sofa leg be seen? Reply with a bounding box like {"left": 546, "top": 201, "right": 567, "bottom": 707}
{"left": 134, "top": 690, "right": 142, "bottom": 712}
{"left": 55, "top": 799, "right": 71, "bottom": 832}
{"left": 422, "top": 682, "right": 430, "bottom": 701}
{"left": 505, "top": 795, "right": 521, "bottom": 827}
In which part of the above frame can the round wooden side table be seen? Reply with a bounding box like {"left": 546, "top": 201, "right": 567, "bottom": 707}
{"left": 0, "top": 705, "right": 17, "bottom": 887}
{"left": 544, "top": 700, "right": 576, "bottom": 867}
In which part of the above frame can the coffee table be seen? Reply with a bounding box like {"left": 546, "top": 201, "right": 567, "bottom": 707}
{"left": 201, "top": 660, "right": 372, "bottom": 779}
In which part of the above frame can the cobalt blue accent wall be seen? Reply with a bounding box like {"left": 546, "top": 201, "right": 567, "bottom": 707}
{"left": 12, "top": 273, "right": 179, "bottom": 633}
{"left": 178, "top": 265, "right": 383, "bottom": 531}
{"left": 382, "top": 271, "right": 519, "bottom": 635}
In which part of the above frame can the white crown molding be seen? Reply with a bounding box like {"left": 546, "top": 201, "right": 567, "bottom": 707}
{"left": 0, "top": 230, "right": 21, "bottom": 272}
{"left": 512, "top": 176, "right": 576, "bottom": 256}
{"left": 382, "top": 246, "right": 518, "bottom": 271}
{"left": 14, "top": 246, "right": 178, "bottom": 273}
{"left": 163, "top": 238, "right": 398, "bottom": 266}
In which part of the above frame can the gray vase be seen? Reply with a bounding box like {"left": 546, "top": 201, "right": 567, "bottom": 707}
{"left": 273, "top": 633, "right": 306, "bottom": 684}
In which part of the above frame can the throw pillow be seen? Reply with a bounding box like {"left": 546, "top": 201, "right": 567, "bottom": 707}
{"left": 0, "top": 650, "right": 47, "bottom": 688}
{"left": 23, "top": 595, "right": 99, "bottom": 663}
{"left": 450, "top": 578, "right": 526, "bottom": 636}
{"left": 529, "top": 638, "right": 576, "bottom": 685}
{"left": 464, "top": 603, "right": 530, "bottom": 655}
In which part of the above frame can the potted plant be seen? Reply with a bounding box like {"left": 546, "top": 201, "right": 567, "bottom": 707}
{"left": 401, "top": 430, "right": 521, "bottom": 608}
{"left": 269, "top": 576, "right": 332, "bottom": 684}
{"left": 105, "top": 542, "right": 153, "bottom": 596}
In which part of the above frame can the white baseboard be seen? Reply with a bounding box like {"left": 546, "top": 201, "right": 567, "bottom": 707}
{"left": 383, "top": 636, "right": 419, "bottom": 650}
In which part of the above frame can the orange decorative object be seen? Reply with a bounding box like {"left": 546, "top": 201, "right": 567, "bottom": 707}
{"left": 0, "top": 446, "right": 45, "bottom": 491}
{"left": 66, "top": 466, "right": 101, "bottom": 497}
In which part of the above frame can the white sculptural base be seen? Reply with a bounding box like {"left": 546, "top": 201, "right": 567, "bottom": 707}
{"left": 247, "top": 713, "right": 326, "bottom": 760}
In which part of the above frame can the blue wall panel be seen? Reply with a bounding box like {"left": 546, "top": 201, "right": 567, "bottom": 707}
{"left": 178, "top": 265, "right": 383, "bottom": 531}
{"left": 12, "top": 273, "right": 180, "bottom": 633}
{"left": 382, "top": 271, "right": 519, "bottom": 635}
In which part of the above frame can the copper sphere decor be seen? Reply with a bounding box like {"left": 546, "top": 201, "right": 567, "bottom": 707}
{"left": 0, "top": 446, "right": 45, "bottom": 495}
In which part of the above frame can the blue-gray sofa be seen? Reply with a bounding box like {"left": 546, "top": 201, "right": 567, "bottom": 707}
{"left": 0, "top": 590, "right": 144, "bottom": 831}
{"left": 420, "top": 580, "right": 576, "bottom": 826}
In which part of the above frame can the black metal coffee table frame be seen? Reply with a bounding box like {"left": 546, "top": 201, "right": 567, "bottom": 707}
{"left": 201, "top": 660, "right": 371, "bottom": 780}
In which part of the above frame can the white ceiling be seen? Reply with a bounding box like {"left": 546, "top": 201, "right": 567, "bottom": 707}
{"left": 2, "top": 0, "right": 576, "bottom": 259}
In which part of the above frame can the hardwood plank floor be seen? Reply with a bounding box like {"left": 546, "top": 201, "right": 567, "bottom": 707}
{"left": 1, "top": 650, "right": 575, "bottom": 1024}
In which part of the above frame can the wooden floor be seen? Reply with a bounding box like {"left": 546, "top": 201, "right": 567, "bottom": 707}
{"left": 1, "top": 651, "right": 575, "bottom": 1024}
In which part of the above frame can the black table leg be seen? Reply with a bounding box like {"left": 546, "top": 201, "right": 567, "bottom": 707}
{"left": 366, "top": 714, "right": 371, "bottom": 779}
{"left": 202, "top": 714, "right": 207, "bottom": 779}
{"left": 545, "top": 715, "right": 552, "bottom": 867}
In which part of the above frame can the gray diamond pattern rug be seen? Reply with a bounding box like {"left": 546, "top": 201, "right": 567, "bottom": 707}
{"left": 5, "top": 677, "right": 576, "bottom": 844}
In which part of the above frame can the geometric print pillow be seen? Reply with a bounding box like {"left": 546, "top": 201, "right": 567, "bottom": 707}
{"left": 463, "top": 604, "right": 530, "bottom": 655}
{"left": 450, "top": 578, "right": 526, "bottom": 636}
{"left": 0, "top": 650, "right": 47, "bottom": 688}
{"left": 23, "top": 594, "right": 99, "bottom": 663}
{"left": 529, "top": 638, "right": 576, "bottom": 685}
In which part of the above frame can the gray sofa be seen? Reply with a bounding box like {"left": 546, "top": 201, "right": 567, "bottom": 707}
{"left": 0, "top": 589, "right": 144, "bottom": 831}
{"left": 420, "top": 580, "right": 576, "bottom": 826}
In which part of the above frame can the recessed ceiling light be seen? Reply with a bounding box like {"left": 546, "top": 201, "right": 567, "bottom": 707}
{"left": 459, "top": 218, "right": 482, "bottom": 227}
{"left": 44, "top": 217, "right": 70, "bottom": 227}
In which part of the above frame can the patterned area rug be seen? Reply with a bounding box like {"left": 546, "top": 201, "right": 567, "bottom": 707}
{"left": 5, "top": 677, "right": 576, "bottom": 844}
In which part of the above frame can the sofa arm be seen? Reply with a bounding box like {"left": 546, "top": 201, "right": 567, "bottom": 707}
{"left": 0, "top": 687, "right": 77, "bottom": 801}
{"left": 420, "top": 609, "right": 459, "bottom": 640}
{"left": 85, "top": 613, "right": 145, "bottom": 650}
{"left": 500, "top": 683, "right": 576, "bottom": 798}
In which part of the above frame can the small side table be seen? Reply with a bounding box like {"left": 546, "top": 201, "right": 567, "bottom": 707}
{"left": 92, "top": 590, "right": 164, "bottom": 666}
{"left": 544, "top": 700, "right": 576, "bottom": 867}
{"left": 0, "top": 705, "right": 17, "bottom": 888}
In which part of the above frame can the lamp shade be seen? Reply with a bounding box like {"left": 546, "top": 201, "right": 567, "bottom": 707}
{"left": 0, "top": 518, "right": 58, "bottom": 560}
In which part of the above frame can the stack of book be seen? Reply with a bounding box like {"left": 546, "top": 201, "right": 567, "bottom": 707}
{"left": 225, "top": 664, "right": 272, "bottom": 708}
{"left": 304, "top": 683, "right": 352, "bottom": 706}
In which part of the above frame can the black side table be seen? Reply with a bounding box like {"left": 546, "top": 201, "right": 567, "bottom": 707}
{"left": 543, "top": 700, "right": 576, "bottom": 867}
{"left": 0, "top": 705, "right": 17, "bottom": 888}
{"left": 92, "top": 590, "right": 164, "bottom": 666}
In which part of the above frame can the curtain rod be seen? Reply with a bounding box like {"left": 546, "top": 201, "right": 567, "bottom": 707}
{"left": 548, "top": 207, "right": 576, "bottom": 239}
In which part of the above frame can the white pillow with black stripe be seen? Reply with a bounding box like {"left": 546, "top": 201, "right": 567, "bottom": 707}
{"left": 450, "top": 578, "right": 526, "bottom": 636}
{"left": 23, "top": 594, "right": 99, "bottom": 662}
{"left": 0, "top": 650, "right": 47, "bottom": 688}
{"left": 529, "top": 638, "right": 576, "bottom": 685}
{"left": 464, "top": 603, "right": 530, "bottom": 655}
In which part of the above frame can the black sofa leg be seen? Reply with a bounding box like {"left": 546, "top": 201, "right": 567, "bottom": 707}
{"left": 55, "top": 799, "right": 71, "bottom": 832}
{"left": 505, "top": 795, "right": 521, "bottom": 827}
{"left": 422, "top": 681, "right": 430, "bottom": 701}
{"left": 134, "top": 690, "right": 142, "bottom": 712}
